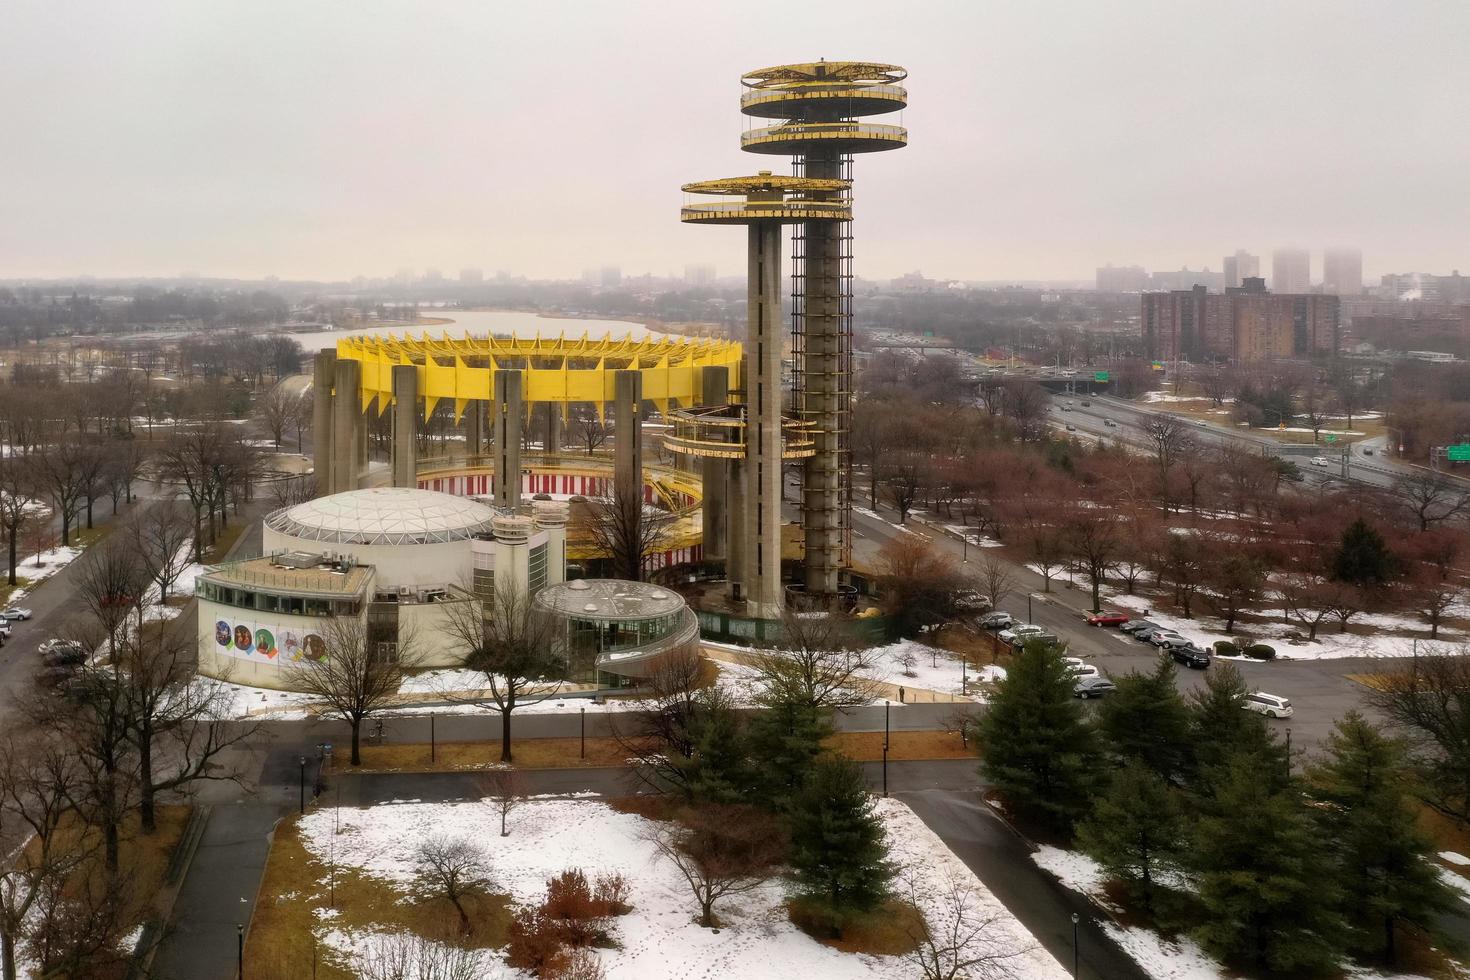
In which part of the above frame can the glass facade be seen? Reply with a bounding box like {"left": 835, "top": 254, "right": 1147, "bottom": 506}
{"left": 197, "top": 581, "right": 360, "bottom": 618}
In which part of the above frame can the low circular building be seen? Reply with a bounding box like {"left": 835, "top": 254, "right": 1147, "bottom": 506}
{"left": 534, "top": 578, "right": 699, "bottom": 686}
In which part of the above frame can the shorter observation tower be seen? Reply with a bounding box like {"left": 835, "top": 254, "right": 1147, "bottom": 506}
{"left": 666, "top": 172, "right": 843, "bottom": 618}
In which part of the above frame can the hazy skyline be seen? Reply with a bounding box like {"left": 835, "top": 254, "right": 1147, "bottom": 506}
{"left": 3, "top": 0, "right": 1466, "bottom": 283}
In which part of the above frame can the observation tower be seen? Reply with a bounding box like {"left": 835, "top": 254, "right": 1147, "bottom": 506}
{"left": 677, "top": 60, "right": 907, "bottom": 614}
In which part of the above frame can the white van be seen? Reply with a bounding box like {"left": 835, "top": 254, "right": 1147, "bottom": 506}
{"left": 1243, "top": 692, "right": 1293, "bottom": 719}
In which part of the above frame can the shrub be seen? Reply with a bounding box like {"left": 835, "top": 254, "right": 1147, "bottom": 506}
{"left": 1244, "top": 644, "right": 1276, "bottom": 661}
{"left": 506, "top": 908, "right": 562, "bottom": 973}
{"left": 1213, "top": 640, "right": 1239, "bottom": 657}
{"left": 507, "top": 868, "right": 629, "bottom": 971}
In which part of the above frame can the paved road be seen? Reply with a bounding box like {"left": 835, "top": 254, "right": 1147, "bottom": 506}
{"left": 849, "top": 500, "right": 1383, "bottom": 758}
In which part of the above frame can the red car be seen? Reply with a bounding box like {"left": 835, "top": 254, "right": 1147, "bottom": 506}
{"left": 1086, "top": 612, "right": 1130, "bottom": 627}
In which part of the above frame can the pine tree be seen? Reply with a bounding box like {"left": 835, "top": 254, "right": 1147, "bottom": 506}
{"left": 667, "top": 687, "right": 750, "bottom": 804}
{"left": 976, "top": 639, "right": 1099, "bottom": 831}
{"left": 1097, "top": 659, "right": 1192, "bottom": 784}
{"left": 1332, "top": 517, "right": 1397, "bottom": 588}
{"left": 1311, "top": 711, "right": 1454, "bottom": 964}
{"left": 1076, "top": 762, "right": 1185, "bottom": 916}
{"left": 745, "top": 699, "right": 830, "bottom": 810}
{"left": 1191, "top": 751, "right": 1344, "bottom": 973}
{"left": 1187, "top": 663, "right": 1287, "bottom": 792}
{"left": 788, "top": 755, "right": 895, "bottom": 934}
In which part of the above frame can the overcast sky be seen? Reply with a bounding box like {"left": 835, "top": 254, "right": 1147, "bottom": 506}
{"left": 2, "top": 0, "right": 1466, "bottom": 283}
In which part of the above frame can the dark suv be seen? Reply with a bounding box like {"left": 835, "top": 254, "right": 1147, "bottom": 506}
{"left": 1171, "top": 644, "right": 1212, "bottom": 669}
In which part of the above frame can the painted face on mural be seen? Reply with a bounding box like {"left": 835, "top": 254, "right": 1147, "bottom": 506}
{"left": 303, "top": 634, "right": 327, "bottom": 662}
{"left": 215, "top": 621, "right": 231, "bottom": 646}
{"left": 234, "top": 625, "right": 252, "bottom": 650}
{"left": 254, "top": 628, "right": 276, "bottom": 657}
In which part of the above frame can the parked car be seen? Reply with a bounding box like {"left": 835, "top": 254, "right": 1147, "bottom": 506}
{"left": 1064, "top": 656, "right": 1100, "bottom": 678}
{"left": 39, "top": 638, "right": 83, "bottom": 656}
{"left": 998, "top": 623, "right": 1045, "bottom": 645}
{"left": 978, "top": 611, "right": 1014, "bottom": 630}
{"left": 1170, "top": 644, "right": 1212, "bottom": 669}
{"left": 1, "top": 606, "right": 32, "bottom": 621}
{"left": 1080, "top": 400, "right": 1091, "bottom": 407}
{"left": 1065, "top": 424, "right": 1077, "bottom": 432}
{"left": 1243, "top": 692, "right": 1294, "bottom": 718}
{"left": 1131, "top": 625, "right": 1170, "bottom": 643}
{"left": 1086, "top": 612, "right": 1130, "bottom": 627}
{"left": 954, "top": 590, "right": 992, "bottom": 612}
{"left": 1362, "top": 447, "right": 1374, "bottom": 456}
{"left": 1149, "top": 631, "right": 1188, "bottom": 648}
{"left": 1118, "top": 619, "right": 1160, "bottom": 635}
{"left": 0, "top": 622, "right": 13, "bottom": 639}
{"left": 1194, "top": 419, "right": 1208, "bottom": 427}
{"left": 1074, "top": 675, "right": 1117, "bottom": 699}
{"left": 1010, "top": 632, "right": 1058, "bottom": 651}
{"left": 41, "top": 646, "right": 87, "bottom": 668}
{"left": 1103, "top": 418, "right": 1117, "bottom": 427}
{"left": 1311, "top": 456, "right": 1329, "bottom": 467}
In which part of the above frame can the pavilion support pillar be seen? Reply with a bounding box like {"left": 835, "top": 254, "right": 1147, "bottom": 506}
{"left": 391, "top": 364, "right": 418, "bottom": 488}
{"left": 727, "top": 459, "right": 746, "bottom": 604}
{"left": 465, "top": 400, "right": 484, "bottom": 457}
{"left": 545, "top": 402, "right": 562, "bottom": 455}
{"left": 614, "top": 370, "right": 643, "bottom": 509}
{"left": 312, "top": 349, "right": 336, "bottom": 497}
{"left": 494, "top": 370, "right": 523, "bottom": 510}
{"left": 700, "top": 366, "right": 728, "bottom": 564}
{"left": 745, "top": 219, "right": 784, "bottom": 620}
{"left": 331, "top": 357, "right": 361, "bottom": 494}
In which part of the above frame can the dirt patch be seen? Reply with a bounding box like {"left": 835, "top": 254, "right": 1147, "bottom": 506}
{"left": 788, "top": 896, "right": 924, "bottom": 956}
{"left": 352, "top": 736, "right": 635, "bottom": 773}
{"left": 246, "top": 812, "right": 512, "bottom": 979}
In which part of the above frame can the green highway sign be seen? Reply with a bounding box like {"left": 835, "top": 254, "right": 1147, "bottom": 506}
{"left": 1093, "top": 371, "right": 1110, "bottom": 382}
{"left": 1324, "top": 434, "right": 1337, "bottom": 443}
{"left": 1448, "top": 444, "right": 1470, "bottom": 462}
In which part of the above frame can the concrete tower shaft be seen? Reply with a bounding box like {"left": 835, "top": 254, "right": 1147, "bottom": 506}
{"left": 740, "top": 60, "right": 908, "bottom": 598}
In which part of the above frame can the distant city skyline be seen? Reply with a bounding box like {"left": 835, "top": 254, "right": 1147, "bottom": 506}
{"left": 2, "top": 1, "right": 1467, "bottom": 283}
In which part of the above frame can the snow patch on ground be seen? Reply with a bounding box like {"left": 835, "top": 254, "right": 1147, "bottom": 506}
{"left": 854, "top": 506, "right": 920, "bottom": 535}
{"left": 942, "top": 525, "right": 1004, "bottom": 548}
{"left": 5, "top": 544, "right": 83, "bottom": 604}
{"left": 296, "top": 796, "right": 1069, "bottom": 979}
{"left": 864, "top": 639, "right": 987, "bottom": 700}
{"left": 1440, "top": 851, "right": 1470, "bottom": 866}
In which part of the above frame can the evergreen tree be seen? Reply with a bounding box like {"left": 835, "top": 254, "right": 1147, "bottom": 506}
{"left": 976, "top": 639, "right": 1099, "bottom": 830}
{"left": 1332, "top": 517, "right": 1397, "bottom": 588}
{"left": 1076, "top": 762, "right": 1185, "bottom": 916}
{"left": 1097, "top": 659, "right": 1192, "bottom": 784}
{"left": 788, "top": 755, "right": 895, "bottom": 934}
{"left": 745, "top": 699, "right": 830, "bottom": 810}
{"left": 667, "top": 687, "right": 751, "bottom": 804}
{"left": 1187, "top": 663, "right": 1287, "bottom": 792}
{"left": 1311, "top": 711, "right": 1454, "bottom": 964}
{"left": 1191, "top": 752, "right": 1344, "bottom": 973}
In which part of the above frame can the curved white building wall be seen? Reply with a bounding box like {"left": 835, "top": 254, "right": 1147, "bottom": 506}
{"left": 259, "top": 529, "right": 472, "bottom": 591}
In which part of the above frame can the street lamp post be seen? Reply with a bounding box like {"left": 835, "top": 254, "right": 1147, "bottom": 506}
{"left": 430, "top": 712, "right": 436, "bottom": 764}
{"left": 1285, "top": 728, "right": 1292, "bottom": 777}
{"left": 1028, "top": 593, "right": 1034, "bottom": 624}
{"left": 298, "top": 757, "right": 306, "bottom": 814}
{"left": 580, "top": 706, "right": 586, "bottom": 759}
{"left": 1071, "top": 912, "right": 1080, "bottom": 978}
{"left": 237, "top": 923, "right": 244, "bottom": 979}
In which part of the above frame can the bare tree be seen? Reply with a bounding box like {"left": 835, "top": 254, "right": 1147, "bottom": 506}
{"left": 153, "top": 424, "right": 224, "bottom": 560}
{"left": 582, "top": 483, "right": 676, "bottom": 582}
{"left": 253, "top": 383, "right": 300, "bottom": 448}
{"left": 73, "top": 536, "right": 149, "bottom": 662}
{"left": 443, "top": 583, "right": 565, "bottom": 763}
{"left": 903, "top": 866, "right": 1032, "bottom": 980}
{"left": 269, "top": 471, "right": 317, "bottom": 509}
{"left": 356, "top": 930, "right": 486, "bottom": 980}
{"left": 480, "top": 768, "right": 526, "bottom": 837}
{"left": 0, "top": 459, "right": 40, "bottom": 587}
{"left": 976, "top": 554, "right": 1014, "bottom": 615}
{"left": 0, "top": 735, "right": 89, "bottom": 980}
{"left": 645, "top": 804, "right": 785, "bottom": 928}
{"left": 1136, "top": 414, "right": 1193, "bottom": 491}
{"left": 291, "top": 615, "right": 415, "bottom": 766}
{"left": 750, "top": 612, "right": 874, "bottom": 710}
{"left": 129, "top": 500, "right": 194, "bottom": 606}
{"left": 571, "top": 411, "right": 609, "bottom": 455}
{"left": 883, "top": 447, "right": 928, "bottom": 525}
{"left": 31, "top": 441, "right": 90, "bottom": 547}
{"left": 1394, "top": 470, "right": 1470, "bottom": 532}
{"left": 1367, "top": 652, "right": 1470, "bottom": 823}
{"left": 415, "top": 835, "right": 490, "bottom": 934}
{"left": 1063, "top": 507, "right": 1120, "bottom": 613}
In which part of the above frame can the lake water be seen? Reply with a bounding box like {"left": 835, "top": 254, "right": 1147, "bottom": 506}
{"left": 288, "top": 310, "right": 666, "bottom": 352}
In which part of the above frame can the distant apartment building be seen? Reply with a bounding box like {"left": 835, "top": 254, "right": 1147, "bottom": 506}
{"left": 1142, "top": 278, "right": 1340, "bottom": 362}
{"left": 684, "top": 264, "right": 716, "bottom": 285}
{"left": 1222, "top": 250, "right": 1260, "bottom": 288}
{"left": 459, "top": 267, "right": 484, "bottom": 283}
{"left": 600, "top": 266, "right": 622, "bottom": 287}
{"left": 1322, "top": 248, "right": 1362, "bottom": 295}
{"left": 1096, "top": 264, "right": 1149, "bottom": 292}
{"left": 1271, "top": 248, "right": 1311, "bottom": 293}
{"left": 1149, "top": 267, "right": 1223, "bottom": 291}
{"left": 1378, "top": 271, "right": 1470, "bottom": 305}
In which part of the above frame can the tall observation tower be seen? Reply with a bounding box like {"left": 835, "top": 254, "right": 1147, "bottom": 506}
{"left": 673, "top": 60, "right": 907, "bottom": 616}
{"left": 741, "top": 61, "right": 908, "bottom": 598}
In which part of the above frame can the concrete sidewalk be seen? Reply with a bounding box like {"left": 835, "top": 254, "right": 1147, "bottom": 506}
{"left": 151, "top": 803, "right": 283, "bottom": 980}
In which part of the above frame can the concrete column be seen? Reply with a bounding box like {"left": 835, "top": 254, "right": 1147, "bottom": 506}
{"left": 494, "top": 370, "right": 523, "bottom": 510}
{"left": 492, "top": 514, "right": 532, "bottom": 603}
{"left": 533, "top": 499, "right": 570, "bottom": 587}
{"left": 801, "top": 150, "right": 845, "bottom": 598}
{"left": 311, "top": 349, "right": 336, "bottom": 497}
{"left": 391, "top": 364, "right": 418, "bottom": 488}
{"left": 614, "top": 370, "right": 643, "bottom": 507}
{"left": 545, "top": 402, "right": 562, "bottom": 455}
{"left": 727, "top": 459, "right": 746, "bottom": 603}
{"left": 746, "top": 220, "right": 785, "bottom": 619}
{"left": 465, "top": 400, "right": 484, "bottom": 457}
{"left": 700, "top": 365, "right": 728, "bottom": 563}
{"left": 331, "top": 357, "right": 361, "bottom": 494}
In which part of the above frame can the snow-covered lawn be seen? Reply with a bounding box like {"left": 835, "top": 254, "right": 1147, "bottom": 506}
{"left": 4, "top": 544, "right": 83, "bottom": 604}
{"left": 942, "top": 524, "right": 1004, "bottom": 549}
{"left": 854, "top": 506, "right": 920, "bottom": 535}
{"left": 865, "top": 639, "right": 988, "bottom": 701}
{"left": 296, "top": 796, "right": 1069, "bottom": 979}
